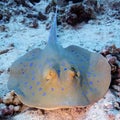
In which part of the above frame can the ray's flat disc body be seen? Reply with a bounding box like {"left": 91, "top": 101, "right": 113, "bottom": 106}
{"left": 8, "top": 44, "right": 111, "bottom": 110}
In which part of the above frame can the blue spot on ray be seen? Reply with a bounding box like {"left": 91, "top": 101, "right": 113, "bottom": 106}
{"left": 71, "top": 50, "right": 74, "bottom": 52}
{"left": 87, "top": 74, "right": 91, "bottom": 78}
{"left": 51, "top": 88, "right": 54, "bottom": 91}
{"left": 83, "top": 81, "right": 88, "bottom": 85}
{"left": 80, "top": 70, "right": 83, "bottom": 73}
{"left": 82, "top": 92, "right": 86, "bottom": 96}
{"left": 32, "top": 77, "right": 35, "bottom": 80}
{"left": 32, "top": 92, "right": 35, "bottom": 96}
{"left": 85, "top": 91, "right": 88, "bottom": 95}
{"left": 89, "top": 87, "right": 96, "bottom": 92}
{"left": 81, "top": 65, "right": 86, "bottom": 69}
{"left": 24, "top": 81, "right": 28, "bottom": 85}
{"left": 22, "top": 72, "right": 24, "bottom": 74}
{"left": 61, "top": 62, "right": 66, "bottom": 66}
{"left": 64, "top": 68, "right": 67, "bottom": 71}
{"left": 42, "top": 92, "right": 46, "bottom": 96}
{"left": 30, "top": 62, "right": 33, "bottom": 67}
{"left": 61, "top": 88, "right": 64, "bottom": 91}
{"left": 36, "top": 81, "right": 40, "bottom": 85}
{"left": 39, "top": 87, "right": 42, "bottom": 91}
{"left": 89, "top": 81, "right": 93, "bottom": 85}
{"left": 57, "top": 69, "right": 60, "bottom": 73}
{"left": 29, "top": 86, "right": 32, "bottom": 90}
{"left": 93, "top": 74, "right": 97, "bottom": 77}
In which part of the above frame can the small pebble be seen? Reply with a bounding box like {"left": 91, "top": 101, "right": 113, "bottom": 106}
{"left": 46, "top": 22, "right": 51, "bottom": 30}
{"left": 9, "top": 43, "right": 15, "bottom": 47}
{"left": 110, "top": 64, "right": 117, "bottom": 73}
{"left": 8, "top": 105, "right": 14, "bottom": 111}
{"left": 29, "top": 19, "right": 39, "bottom": 28}
{"left": 104, "top": 102, "right": 113, "bottom": 109}
{"left": 114, "top": 102, "right": 120, "bottom": 110}
{"left": 0, "top": 25, "right": 7, "bottom": 32}
{"left": 14, "top": 106, "right": 21, "bottom": 112}
{"left": 0, "top": 70, "right": 4, "bottom": 75}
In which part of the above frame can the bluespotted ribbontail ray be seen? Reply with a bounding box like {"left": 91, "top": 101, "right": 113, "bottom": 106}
{"left": 7, "top": 8, "right": 111, "bottom": 110}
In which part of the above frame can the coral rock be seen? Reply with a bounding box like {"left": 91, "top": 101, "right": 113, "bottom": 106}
{"left": 66, "top": 13, "right": 78, "bottom": 26}
{"left": 37, "top": 12, "right": 47, "bottom": 21}
{"left": 108, "top": 56, "right": 117, "bottom": 64}
{"left": 3, "top": 91, "right": 15, "bottom": 104}
{"left": 66, "top": 3, "right": 95, "bottom": 26}
{"left": 110, "top": 64, "right": 118, "bottom": 73}
{"left": 101, "top": 49, "right": 109, "bottom": 56}
{"left": 106, "top": 45, "right": 120, "bottom": 98}
{"left": 3, "top": 96, "right": 13, "bottom": 104}
{"left": 1, "top": 108, "right": 13, "bottom": 116}
{"left": 13, "top": 96, "right": 22, "bottom": 105}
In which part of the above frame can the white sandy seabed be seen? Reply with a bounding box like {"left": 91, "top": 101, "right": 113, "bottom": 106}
{"left": 0, "top": 1, "right": 120, "bottom": 120}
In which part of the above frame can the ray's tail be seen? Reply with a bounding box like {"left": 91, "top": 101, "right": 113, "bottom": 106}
{"left": 47, "top": 6, "right": 58, "bottom": 46}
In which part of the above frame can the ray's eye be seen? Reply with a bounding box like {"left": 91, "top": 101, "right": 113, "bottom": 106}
{"left": 70, "top": 67, "right": 80, "bottom": 77}
{"left": 44, "top": 69, "right": 58, "bottom": 81}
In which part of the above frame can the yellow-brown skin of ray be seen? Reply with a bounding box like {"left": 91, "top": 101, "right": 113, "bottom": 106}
{"left": 41, "top": 68, "right": 79, "bottom": 96}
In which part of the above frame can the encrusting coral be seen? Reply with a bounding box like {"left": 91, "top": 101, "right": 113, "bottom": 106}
{"left": 0, "top": 91, "right": 23, "bottom": 119}
{"left": 101, "top": 45, "right": 120, "bottom": 110}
